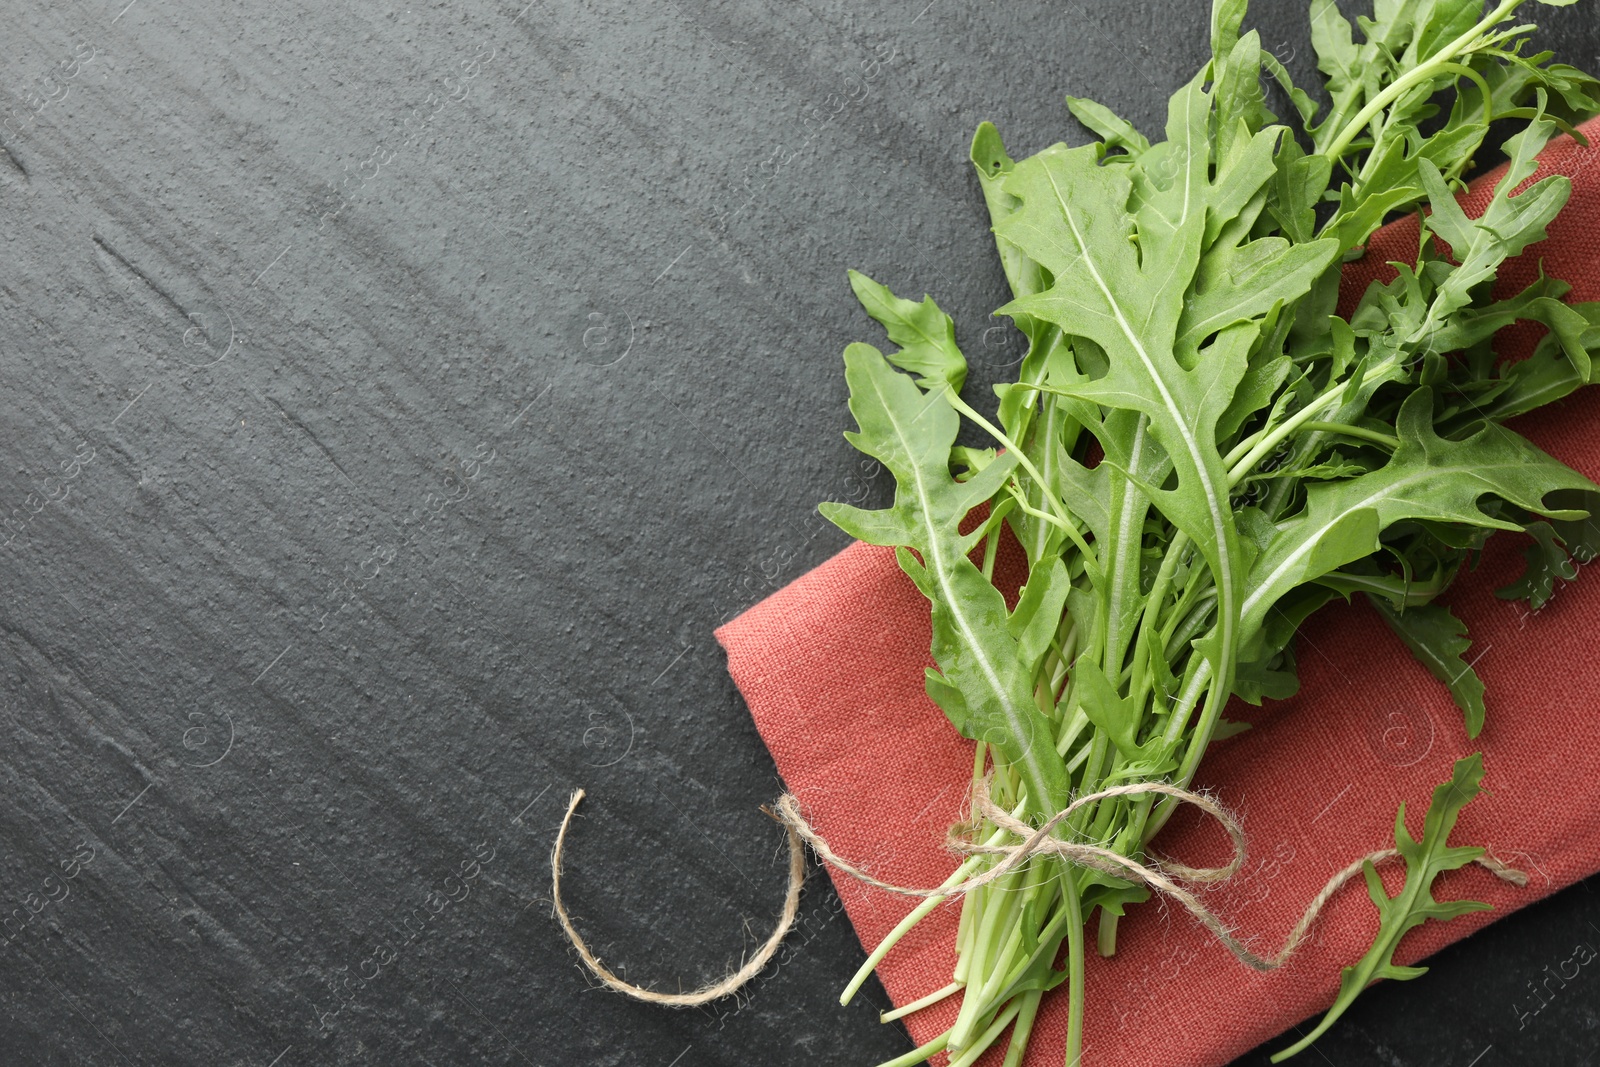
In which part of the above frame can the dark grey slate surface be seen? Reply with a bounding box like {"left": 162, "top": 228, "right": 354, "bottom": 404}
{"left": 0, "top": 1, "right": 1596, "bottom": 1064}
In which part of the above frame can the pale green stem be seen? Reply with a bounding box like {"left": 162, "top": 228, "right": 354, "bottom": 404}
{"left": 1054, "top": 705, "right": 1091, "bottom": 758}
{"left": 1006, "top": 484, "right": 1101, "bottom": 574}
{"left": 967, "top": 862, "right": 1049, "bottom": 1016}
{"left": 1226, "top": 347, "right": 1412, "bottom": 485}
{"left": 873, "top": 1030, "right": 950, "bottom": 1067}
{"left": 1001, "top": 989, "right": 1045, "bottom": 1067}
{"left": 953, "top": 880, "right": 982, "bottom": 987}
{"left": 1321, "top": 0, "right": 1518, "bottom": 163}
{"left": 982, "top": 523, "right": 1002, "bottom": 580}
{"left": 1061, "top": 871, "right": 1086, "bottom": 1066}
{"left": 947, "top": 997, "right": 1025, "bottom": 1067}
{"left": 840, "top": 826, "right": 1011, "bottom": 1005}
{"left": 1299, "top": 420, "right": 1398, "bottom": 450}
{"left": 944, "top": 388, "right": 1078, "bottom": 536}
{"left": 1129, "top": 529, "right": 1192, "bottom": 700}
{"left": 1223, "top": 385, "right": 1348, "bottom": 483}
{"left": 1098, "top": 908, "right": 1120, "bottom": 957}
{"left": 880, "top": 982, "right": 963, "bottom": 1024}
{"left": 949, "top": 865, "right": 1028, "bottom": 1048}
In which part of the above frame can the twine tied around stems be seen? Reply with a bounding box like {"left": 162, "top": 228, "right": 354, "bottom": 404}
{"left": 780, "top": 776, "right": 1527, "bottom": 973}
{"left": 551, "top": 777, "right": 1528, "bottom": 1004}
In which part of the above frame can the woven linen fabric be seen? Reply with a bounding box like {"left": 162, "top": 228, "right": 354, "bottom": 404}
{"left": 716, "top": 117, "right": 1600, "bottom": 1066}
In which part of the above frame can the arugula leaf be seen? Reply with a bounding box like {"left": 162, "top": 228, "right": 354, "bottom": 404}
{"left": 1495, "top": 520, "right": 1579, "bottom": 610}
{"left": 1414, "top": 106, "right": 1570, "bottom": 332}
{"left": 1242, "top": 390, "right": 1597, "bottom": 635}
{"left": 1063, "top": 96, "right": 1150, "bottom": 157}
{"left": 846, "top": 270, "right": 969, "bottom": 393}
{"left": 1457, "top": 302, "right": 1600, "bottom": 423}
{"left": 996, "top": 77, "right": 1340, "bottom": 704}
{"left": 820, "top": 344, "right": 1070, "bottom": 817}
{"left": 1370, "top": 598, "right": 1487, "bottom": 737}
{"left": 1271, "top": 754, "right": 1494, "bottom": 1061}
{"left": 1548, "top": 487, "right": 1600, "bottom": 563}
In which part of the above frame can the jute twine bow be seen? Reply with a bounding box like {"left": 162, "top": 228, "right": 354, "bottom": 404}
{"left": 552, "top": 778, "right": 1527, "bottom": 1004}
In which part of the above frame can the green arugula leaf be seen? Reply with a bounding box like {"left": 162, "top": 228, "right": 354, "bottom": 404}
{"left": 819, "top": 344, "right": 1069, "bottom": 817}
{"left": 1242, "top": 390, "right": 1599, "bottom": 635}
{"left": 1063, "top": 96, "right": 1150, "bottom": 157}
{"left": 1308, "top": 0, "right": 1360, "bottom": 142}
{"left": 994, "top": 76, "right": 1322, "bottom": 702}
{"left": 1415, "top": 104, "right": 1569, "bottom": 333}
{"left": 1370, "top": 599, "right": 1488, "bottom": 737}
{"left": 1457, "top": 301, "right": 1600, "bottom": 422}
{"left": 1494, "top": 520, "right": 1578, "bottom": 610}
{"left": 1271, "top": 754, "right": 1494, "bottom": 1061}
{"left": 1548, "top": 488, "right": 1600, "bottom": 563}
{"left": 969, "top": 123, "right": 1053, "bottom": 308}
{"left": 846, "top": 271, "right": 970, "bottom": 393}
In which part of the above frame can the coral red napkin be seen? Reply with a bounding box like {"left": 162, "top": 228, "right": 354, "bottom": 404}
{"left": 716, "top": 117, "right": 1600, "bottom": 1067}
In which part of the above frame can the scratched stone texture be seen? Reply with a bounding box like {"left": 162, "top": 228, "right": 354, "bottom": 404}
{"left": 0, "top": 0, "right": 1596, "bottom": 1065}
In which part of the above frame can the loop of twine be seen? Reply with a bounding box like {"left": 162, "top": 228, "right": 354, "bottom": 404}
{"left": 552, "top": 778, "right": 1528, "bottom": 1004}
{"left": 549, "top": 788, "right": 806, "bottom": 1006}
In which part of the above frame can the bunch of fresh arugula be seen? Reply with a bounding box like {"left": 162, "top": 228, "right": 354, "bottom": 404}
{"left": 820, "top": 1, "right": 1600, "bottom": 1063}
